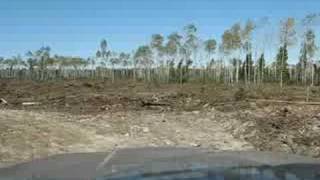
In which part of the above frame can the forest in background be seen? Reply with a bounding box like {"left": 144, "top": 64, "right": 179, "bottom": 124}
{"left": 1, "top": 14, "right": 320, "bottom": 88}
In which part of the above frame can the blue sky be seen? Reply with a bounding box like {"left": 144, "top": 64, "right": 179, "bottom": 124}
{"left": 0, "top": 0, "right": 320, "bottom": 63}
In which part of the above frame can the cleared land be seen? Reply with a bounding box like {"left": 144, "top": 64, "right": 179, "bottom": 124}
{"left": 1, "top": 80, "right": 320, "bottom": 167}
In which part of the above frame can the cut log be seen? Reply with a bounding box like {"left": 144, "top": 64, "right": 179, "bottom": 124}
{"left": 0, "top": 98, "right": 8, "bottom": 105}
{"left": 22, "top": 102, "right": 41, "bottom": 106}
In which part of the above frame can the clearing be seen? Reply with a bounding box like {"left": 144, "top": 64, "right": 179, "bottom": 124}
{"left": 1, "top": 80, "right": 320, "bottom": 167}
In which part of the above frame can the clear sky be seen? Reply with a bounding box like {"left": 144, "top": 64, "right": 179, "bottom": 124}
{"left": 1, "top": 0, "right": 320, "bottom": 63}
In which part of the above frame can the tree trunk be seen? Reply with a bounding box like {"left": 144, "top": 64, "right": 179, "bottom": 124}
{"left": 111, "top": 65, "right": 115, "bottom": 83}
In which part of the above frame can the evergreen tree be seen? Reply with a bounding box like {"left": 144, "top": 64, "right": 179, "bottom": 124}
{"left": 258, "top": 53, "right": 265, "bottom": 83}
{"left": 276, "top": 45, "right": 289, "bottom": 84}
{"left": 243, "top": 53, "right": 253, "bottom": 83}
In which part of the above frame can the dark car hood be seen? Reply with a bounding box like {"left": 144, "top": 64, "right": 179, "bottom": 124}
{"left": 0, "top": 147, "right": 319, "bottom": 179}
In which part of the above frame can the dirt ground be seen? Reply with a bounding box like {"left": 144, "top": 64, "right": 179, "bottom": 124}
{"left": 1, "top": 80, "right": 320, "bottom": 167}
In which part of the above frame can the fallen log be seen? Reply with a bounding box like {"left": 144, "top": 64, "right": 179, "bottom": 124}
{"left": 212, "top": 99, "right": 320, "bottom": 106}
{"left": 249, "top": 99, "right": 320, "bottom": 105}
{"left": 140, "top": 100, "right": 169, "bottom": 107}
{"left": 212, "top": 101, "right": 247, "bottom": 106}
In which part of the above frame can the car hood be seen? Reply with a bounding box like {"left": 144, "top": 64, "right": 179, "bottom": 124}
{"left": 0, "top": 147, "right": 319, "bottom": 179}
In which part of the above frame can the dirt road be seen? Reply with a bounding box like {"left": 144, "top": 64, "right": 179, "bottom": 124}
{"left": 0, "top": 108, "right": 253, "bottom": 167}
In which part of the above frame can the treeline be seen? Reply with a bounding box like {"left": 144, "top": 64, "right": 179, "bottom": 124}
{"left": 0, "top": 14, "right": 320, "bottom": 87}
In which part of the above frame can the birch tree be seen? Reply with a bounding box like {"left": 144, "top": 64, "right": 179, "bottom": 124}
{"left": 151, "top": 34, "right": 165, "bottom": 81}
{"left": 221, "top": 23, "right": 241, "bottom": 84}
{"left": 134, "top": 45, "right": 153, "bottom": 82}
{"left": 165, "top": 32, "right": 182, "bottom": 82}
{"left": 301, "top": 14, "right": 319, "bottom": 86}
{"left": 303, "top": 30, "right": 317, "bottom": 86}
{"left": 204, "top": 39, "right": 217, "bottom": 80}
{"left": 96, "top": 39, "right": 111, "bottom": 80}
{"left": 184, "top": 24, "right": 199, "bottom": 67}
{"left": 241, "top": 20, "right": 255, "bottom": 84}
{"left": 279, "top": 18, "right": 296, "bottom": 88}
